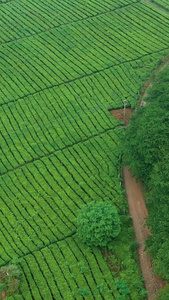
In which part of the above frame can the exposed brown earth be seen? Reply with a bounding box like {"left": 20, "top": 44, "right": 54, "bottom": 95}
{"left": 109, "top": 108, "right": 132, "bottom": 125}
{"left": 0, "top": 293, "right": 6, "bottom": 300}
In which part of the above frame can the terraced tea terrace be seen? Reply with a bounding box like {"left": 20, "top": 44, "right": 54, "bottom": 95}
{"left": 154, "top": 0, "right": 169, "bottom": 10}
{"left": 1, "top": 0, "right": 169, "bottom": 299}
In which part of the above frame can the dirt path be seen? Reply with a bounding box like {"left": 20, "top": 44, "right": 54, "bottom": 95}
{"left": 118, "top": 3, "right": 169, "bottom": 298}
{"left": 123, "top": 166, "right": 165, "bottom": 299}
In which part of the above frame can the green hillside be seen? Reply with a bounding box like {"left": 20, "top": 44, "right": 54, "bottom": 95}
{"left": 1, "top": 0, "right": 169, "bottom": 299}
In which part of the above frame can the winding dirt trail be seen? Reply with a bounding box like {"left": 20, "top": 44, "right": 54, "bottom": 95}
{"left": 123, "top": 166, "right": 165, "bottom": 299}
{"left": 118, "top": 2, "right": 169, "bottom": 297}
{"left": 121, "top": 54, "right": 169, "bottom": 298}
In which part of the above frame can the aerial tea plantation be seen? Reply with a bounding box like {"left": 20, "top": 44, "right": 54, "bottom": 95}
{"left": 1, "top": 0, "right": 169, "bottom": 299}
{"left": 153, "top": 0, "right": 169, "bottom": 10}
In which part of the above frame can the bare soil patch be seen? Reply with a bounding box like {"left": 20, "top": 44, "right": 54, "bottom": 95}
{"left": 109, "top": 108, "right": 132, "bottom": 125}
{"left": 0, "top": 293, "right": 6, "bottom": 300}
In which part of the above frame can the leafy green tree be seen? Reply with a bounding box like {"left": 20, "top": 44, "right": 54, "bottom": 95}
{"left": 121, "top": 103, "right": 169, "bottom": 182}
{"left": 121, "top": 68, "right": 169, "bottom": 181}
{"left": 145, "top": 155, "right": 169, "bottom": 279}
{"left": 77, "top": 201, "right": 121, "bottom": 247}
{"left": 115, "top": 280, "right": 130, "bottom": 295}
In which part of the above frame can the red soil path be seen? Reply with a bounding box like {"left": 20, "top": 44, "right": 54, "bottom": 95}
{"left": 123, "top": 166, "right": 166, "bottom": 299}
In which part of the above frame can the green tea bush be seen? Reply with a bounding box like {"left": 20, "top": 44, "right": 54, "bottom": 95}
{"left": 78, "top": 288, "right": 90, "bottom": 296}
{"left": 130, "top": 241, "right": 140, "bottom": 251}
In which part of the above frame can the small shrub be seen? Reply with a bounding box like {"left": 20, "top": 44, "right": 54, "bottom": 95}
{"left": 130, "top": 240, "right": 140, "bottom": 251}
{"left": 78, "top": 288, "right": 90, "bottom": 295}
{"left": 0, "top": 264, "right": 21, "bottom": 297}
{"left": 116, "top": 280, "right": 130, "bottom": 295}
{"left": 78, "top": 261, "right": 89, "bottom": 273}
{"left": 97, "top": 283, "right": 104, "bottom": 292}
{"left": 10, "top": 257, "right": 21, "bottom": 266}
{"left": 139, "top": 287, "right": 148, "bottom": 298}
{"left": 117, "top": 296, "right": 126, "bottom": 300}
{"left": 0, "top": 283, "right": 6, "bottom": 293}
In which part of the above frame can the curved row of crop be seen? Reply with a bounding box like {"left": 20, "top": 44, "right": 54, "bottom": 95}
{"left": 1, "top": 3, "right": 169, "bottom": 105}
{"left": 0, "top": 0, "right": 139, "bottom": 44}
{"left": 154, "top": 0, "right": 169, "bottom": 10}
{"left": 0, "top": 54, "right": 162, "bottom": 177}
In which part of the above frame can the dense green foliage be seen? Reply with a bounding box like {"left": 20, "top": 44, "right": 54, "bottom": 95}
{"left": 77, "top": 201, "right": 121, "bottom": 247}
{"left": 154, "top": 0, "right": 169, "bottom": 10}
{"left": 121, "top": 98, "right": 169, "bottom": 182}
{"left": 0, "top": 264, "right": 21, "bottom": 297}
{"left": 122, "top": 67, "right": 169, "bottom": 297}
{"left": 1, "top": 0, "right": 169, "bottom": 298}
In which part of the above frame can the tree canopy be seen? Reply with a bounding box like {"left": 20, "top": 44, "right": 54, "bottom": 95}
{"left": 121, "top": 66, "right": 169, "bottom": 292}
{"left": 77, "top": 201, "right": 121, "bottom": 247}
{"left": 121, "top": 103, "right": 169, "bottom": 182}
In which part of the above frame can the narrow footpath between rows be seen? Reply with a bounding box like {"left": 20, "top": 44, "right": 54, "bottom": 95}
{"left": 123, "top": 166, "right": 165, "bottom": 299}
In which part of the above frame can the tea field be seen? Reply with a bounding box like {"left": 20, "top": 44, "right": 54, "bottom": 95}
{"left": 154, "top": 0, "right": 169, "bottom": 10}
{"left": 1, "top": 0, "right": 169, "bottom": 299}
